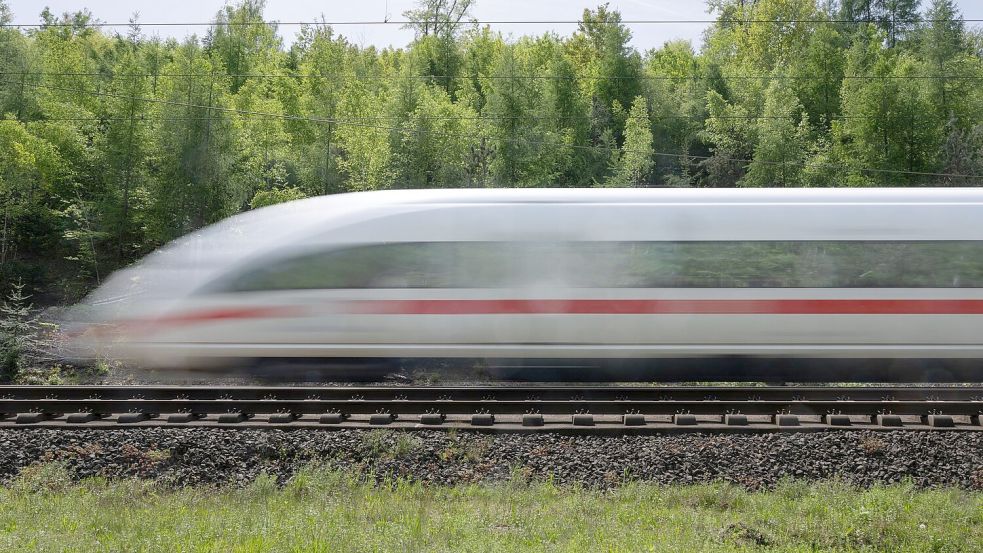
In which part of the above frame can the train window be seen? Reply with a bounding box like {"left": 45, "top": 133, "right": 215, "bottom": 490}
{"left": 206, "top": 241, "right": 983, "bottom": 291}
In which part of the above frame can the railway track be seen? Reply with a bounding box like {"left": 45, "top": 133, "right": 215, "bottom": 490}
{"left": 1, "top": 385, "right": 983, "bottom": 432}
{"left": 0, "top": 386, "right": 983, "bottom": 432}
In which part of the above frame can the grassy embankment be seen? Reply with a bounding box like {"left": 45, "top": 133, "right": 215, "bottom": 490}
{"left": 0, "top": 463, "right": 980, "bottom": 552}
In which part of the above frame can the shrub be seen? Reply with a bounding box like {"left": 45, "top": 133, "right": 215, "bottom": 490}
{"left": 0, "top": 280, "right": 58, "bottom": 383}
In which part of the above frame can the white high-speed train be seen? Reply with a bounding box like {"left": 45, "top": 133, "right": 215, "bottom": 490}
{"left": 73, "top": 188, "right": 983, "bottom": 381}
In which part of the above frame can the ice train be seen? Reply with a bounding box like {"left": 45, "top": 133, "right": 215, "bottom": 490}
{"left": 73, "top": 188, "right": 983, "bottom": 381}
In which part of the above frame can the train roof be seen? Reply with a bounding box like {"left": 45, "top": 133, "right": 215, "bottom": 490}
{"left": 280, "top": 187, "right": 983, "bottom": 208}
{"left": 85, "top": 187, "right": 983, "bottom": 305}
{"left": 174, "top": 187, "right": 983, "bottom": 256}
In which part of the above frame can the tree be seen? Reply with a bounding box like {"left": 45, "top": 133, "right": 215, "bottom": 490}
{"left": 707, "top": 0, "right": 821, "bottom": 71}
{"left": 837, "top": 26, "right": 941, "bottom": 184}
{"left": 0, "top": 280, "right": 61, "bottom": 383}
{"left": 920, "top": 0, "right": 972, "bottom": 121}
{"left": 334, "top": 78, "right": 394, "bottom": 191}
{"left": 644, "top": 40, "right": 708, "bottom": 184}
{"left": 839, "top": 0, "right": 921, "bottom": 47}
{"left": 880, "top": 0, "right": 922, "bottom": 48}
{"left": 3, "top": 0, "right": 983, "bottom": 304}
{"left": 206, "top": 0, "right": 282, "bottom": 93}
{"left": 791, "top": 23, "right": 847, "bottom": 128}
{"left": 291, "top": 25, "right": 353, "bottom": 196}
{"left": 394, "top": 87, "right": 479, "bottom": 187}
{"left": 485, "top": 38, "right": 579, "bottom": 187}
{"left": 145, "top": 40, "right": 237, "bottom": 243}
{"left": 95, "top": 51, "right": 152, "bottom": 261}
{"left": 940, "top": 122, "right": 983, "bottom": 186}
{"left": 0, "top": 2, "right": 37, "bottom": 120}
{"left": 701, "top": 91, "right": 757, "bottom": 187}
{"left": 742, "top": 79, "right": 811, "bottom": 187}
{"left": 567, "top": 4, "right": 643, "bottom": 157}
{"left": 0, "top": 118, "right": 67, "bottom": 293}
{"left": 402, "top": 0, "right": 475, "bottom": 39}
{"left": 402, "top": 0, "right": 475, "bottom": 96}
{"left": 0, "top": 280, "right": 36, "bottom": 382}
{"left": 456, "top": 27, "right": 502, "bottom": 114}
{"left": 606, "top": 96, "right": 653, "bottom": 187}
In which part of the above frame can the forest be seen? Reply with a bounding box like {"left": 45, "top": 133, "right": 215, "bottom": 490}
{"left": 0, "top": 0, "right": 981, "bottom": 303}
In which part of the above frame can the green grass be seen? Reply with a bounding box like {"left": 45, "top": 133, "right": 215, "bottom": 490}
{"left": 1, "top": 464, "right": 981, "bottom": 552}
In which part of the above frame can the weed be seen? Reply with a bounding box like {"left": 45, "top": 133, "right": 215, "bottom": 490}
{"left": 11, "top": 462, "right": 74, "bottom": 494}
{"left": 685, "top": 483, "right": 746, "bottom": 510}
{"left": 360, "top": 430, "right": 421, "bottom": 460}
{"left": 392, "top": 433, "right": 422, "bottom": 458}
{"left": 439, "top": 435, "right": 490, "bottom": 463}
{"left": 861, "top": 436, "right": 888, "bottom": 456}
{"left": 721, "top": 522, "right": 772, "bottom": 546}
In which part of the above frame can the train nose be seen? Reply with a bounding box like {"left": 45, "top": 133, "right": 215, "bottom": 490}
{"left": 59, "top": 321, "right": 115, "bottom": 360}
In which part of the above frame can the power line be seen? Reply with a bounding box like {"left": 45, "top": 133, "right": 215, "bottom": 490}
{"left": 3, "top": 18, "right": 981, "bottom": 28}
{"left": 5, "top": 78, "right": 982, "bottom": 182}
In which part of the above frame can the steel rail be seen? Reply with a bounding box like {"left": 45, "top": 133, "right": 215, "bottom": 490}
{"left": 0, "top": 385, "right": 980, "bottom": 401}
{"left": 0, "top": 386, "right": 980, "bottom": 431}
{"left": 0, "top": 398, "right": 981, "bottom": 416}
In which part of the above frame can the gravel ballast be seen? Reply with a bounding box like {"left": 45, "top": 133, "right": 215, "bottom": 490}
{"left": 1, "top": 429, "right": 982, "bottom": 490}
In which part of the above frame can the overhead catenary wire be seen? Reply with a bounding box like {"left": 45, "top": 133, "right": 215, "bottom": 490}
{"left": 5, "top": 77, "right": 982, "bottom": 182}
{"left": 2, "top": 18, "right": 982, "bottom": 28}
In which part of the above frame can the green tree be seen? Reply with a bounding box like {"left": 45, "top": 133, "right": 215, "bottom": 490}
{"left": 402, "top": 0, "right": 475, "bottom": 38}
{"left": 4, "top": 0, "right": 983, "bottom": 303}
{"left": 0, "top": 2, "right": 37, "bottom": 120}
{"left": 706, "top": 0, "right": 821, "bottom": 72}
{"left": 395, "top": 87, "right": 479, "bottom": 187}
{"left": 919, "top": 0, "right": 978, "bottom": 123}
{"left": 837, "top": 27, "right": 941, "bottom": 184}
{"left": 145, "top": 40, "right": 237, "bottom": 242}
{"left": 207, "top": 0, "right": 282, "bottom": 93}
{"left": 0, "top": 280, "right": 36, "bottom": 382}
{"left": 0, "top": 118, "right": 67, "bottom": 293}
{"left": 605, "top": 95, "right": 653, "bottom": 187}
{"left": 791, "top": 23, "right": 847, "bottom": 128}
{"left": 567, "top": 3, "right": 644, "bottom": 177}
{"left": 291, "top": 25, "right": 356, "bottom": 195}
{"left": 839, "top": 0, "right": 922, "bottom": 47}
{"left": 701, "top": 91, "right": 757, "bottom": 187}
{"left": 402, "top": 0, "right": 475, "bottom": 96}
{"left": 644, "top": 40, "right": 707, "bottom": 184}
{"left": 743, "top": 79, "right": 811, "bottom": 187}
{"left": 95, "top": 51, "right": 152, "bottom": 261}
{"left": 940, "top": 122, "right": 983, "bottom": 186}
{"left": 485, "top": 38, "right": 578, "bottom": 187}
{"left": 335, "top": 79, "right": 394, "bottom": 191}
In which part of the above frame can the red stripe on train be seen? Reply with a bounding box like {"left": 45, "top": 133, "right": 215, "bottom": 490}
{"left": 115, "top": 306, "right": 302, "bottom": 335}
{"left": 153, "top": 306, "right": 303, "bottom": 323}
{"left": 118, "top": 299, "right": 983, "bottom": 334}
{"left": 341, "top": 299, "right": 983, "bottom": 315}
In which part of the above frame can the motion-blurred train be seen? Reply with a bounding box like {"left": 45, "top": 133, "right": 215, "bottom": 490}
{"left": 71, "top": 188, "right": 983, "bottom": 381}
